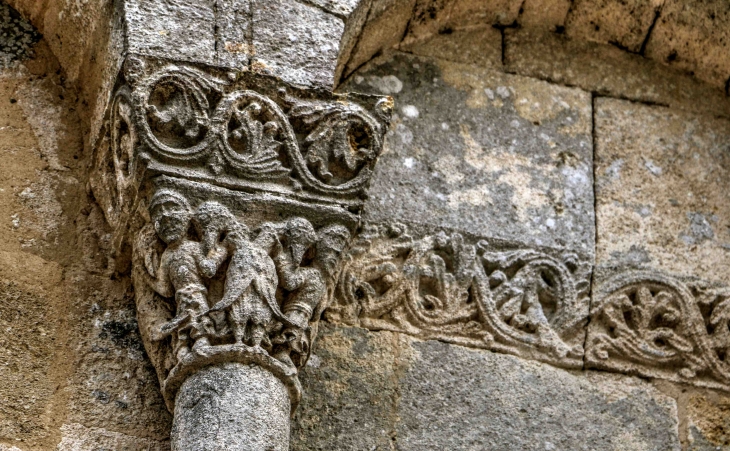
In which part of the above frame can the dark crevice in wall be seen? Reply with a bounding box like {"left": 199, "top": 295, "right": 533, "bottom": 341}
{"left": 639, "top": 8, "right": 662, "bottom": 56}
{"left": 582, "top": 91, "right": 599, "bottom": 372}
{"left": 213, "top": 0, "right": 219, "bottom": 54}
{"left": 296, "top": 0, "right": 348, "bottom": 20}
{"left": 725, "top": 76, "right": 730, "bottom": 96}
{"left": 338, "top": 0, "right": 374, "bottom": 83}
{"left": 493, "top": 22, "right": 519, "bottom": 67}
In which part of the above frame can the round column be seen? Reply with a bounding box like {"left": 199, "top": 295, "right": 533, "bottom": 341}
{"left": 171, "top": 362, "right": 290, "bottom": 451}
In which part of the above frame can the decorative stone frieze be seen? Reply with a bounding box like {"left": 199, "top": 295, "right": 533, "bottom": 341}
{"left": 90, "top": 54, "right": 391, "bottom": 449}
{"left": 328, "top": 222, "right": 591, "bottom": 368}
{"left": 586, "top": 271, "right": 730, "bottom": 391}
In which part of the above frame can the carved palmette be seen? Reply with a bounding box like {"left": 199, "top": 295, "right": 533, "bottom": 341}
{"left": 331, "top": 223, "right": 591, "bottom": 369}
{"left": 586, "top": 271, "right": 730, "bottom": 390}
{"left": 92, "top": 56, "right": 391, "bottom": 413}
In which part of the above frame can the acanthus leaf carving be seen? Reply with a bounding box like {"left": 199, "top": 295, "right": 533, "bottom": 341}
{"left": 330, "top": 223, "right": 590, "bottom": 368}
{"left": 586, "top": 271, "right": 730, "bottom": 390}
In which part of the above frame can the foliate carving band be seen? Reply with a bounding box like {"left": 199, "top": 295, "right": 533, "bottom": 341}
{"left": 327, "top": 223, "right": 592, "bottom": 369}
{"left": 586, "top": 271, "right": 730, "bottom": 390}
{"left": 90, "top": 55, "right": 392, "bottom": 417}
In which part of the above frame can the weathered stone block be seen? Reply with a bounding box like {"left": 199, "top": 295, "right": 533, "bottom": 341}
{"left": 644, "top": 0, "right": 730, "bottom": 91}
{"left": 519, "top": 0, "right": 571, "bottom": 31}
{"left": 447, "top": 0, "right": 522, "bottom": 28}
{"left": 252, "top": 0, "right": 344, "bottom": 88}
{"left": 586, "top": 98, "right": 730, "bottom": 391}
{"left": 343, "top": 51, "right": 595, "bottom": 255}
{"left": 593, "top": 98, "right": 730, "bottom": 283}
{"left": 295, "top": 324, "right": 682, "bottom": 451}
{"left": 398, "top": 339, "right": 680, "bottom": 451}
{"left": 216, "top": 0, "right": 252, "bottom": 68}
{"left": 686, "top": 394, "right": 730, "bottom": 450}
{"left": 125, "top": 0, "right": 216, "bottom": 65}
{"left": 401, "top": 27, "right": 502, "bottom": 68}
{"left": 292, "top": 324, "right": 400, "bottom": 451}
{"left": 504, "top": 28, "right": 730, "bottom": 119}
{"left": 342, "top": 0, "right": 416, "bottom": 79}
{"left": 565, "top": 0, "right": 663, "bottom": 53}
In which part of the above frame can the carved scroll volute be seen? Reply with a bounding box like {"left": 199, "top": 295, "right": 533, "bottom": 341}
{"left": 89, "top": 57, "right": 392, "bottom": 435}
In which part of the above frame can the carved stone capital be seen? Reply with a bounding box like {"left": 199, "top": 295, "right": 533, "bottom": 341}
{"left": 90, "top": 54, "right": 391, "bottom": 449}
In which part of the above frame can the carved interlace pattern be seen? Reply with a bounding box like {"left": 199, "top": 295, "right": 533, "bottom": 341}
{"left": 328, "top": 223, "right": 591, "bottom": 369}
{"left": 586, "top": 271, "right": 730, "bottom": 390}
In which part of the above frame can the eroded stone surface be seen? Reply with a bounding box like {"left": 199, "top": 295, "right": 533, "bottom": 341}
{"left": 252, "top": 0, "right": 344, "bottom": 88}
{"left": 56, "top": 423, "right": 170, "bottom": 451}
{"left": 593, "top": 98, "right": 730, "bottom": 282}
{"left": 565, "top": 0, "right": 663, "bottom": 53}
{"left": 343, "top": 51, "right": 594, "bottom": 255}
{"left": 293, "top": 324, "right": 682, "bottom": 451}
{"left": 172, "top": 363, "right": 290, "bottom": 451}
{"left": 686, "top": 394, "right": 730, "bottom": 450}
{"left": 401, "top": 27, "right": 502, "bottom": 68}
{"left": 645, "top": 0, "right": 730, "bottom": 91}
{"left": 505, "top": 28, "right": 730, "bottom": 119}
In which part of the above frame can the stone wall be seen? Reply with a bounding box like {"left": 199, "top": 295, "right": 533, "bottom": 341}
{"left": 0, "top": 1, "right": 729, "bottom": 450}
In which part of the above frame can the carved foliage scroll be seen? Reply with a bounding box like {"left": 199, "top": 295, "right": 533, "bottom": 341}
{"left": 586, "top": 271, "right": 730, "bottom": 390}
{"left": 92, "top": 59, "right": 391, "bottom": 238}
{"left": 329, "top": 223, "right": 591, "bottom": 369}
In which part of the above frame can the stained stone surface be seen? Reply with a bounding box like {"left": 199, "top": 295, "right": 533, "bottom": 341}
{"left": 172, "top": 363, "right": 290, "bottom": 451}
{"left": 252, "top": 0, "right": 345, "bottom": 88}
{"left": 125, "top": 0, "right": 217, "bottom": 65}
{"left": 342, "top": 51, "right": 594, "bottom": 255}
{"left": 593, "top": 97, "right": 730, "bottom": 283}
{"left": 505, "top": 28, "right": 730, "bottom": 119}
{"left": 686, "top": 394, "right": 730, "bottom": 450}
{"left": 401, "top": 27, "right": 502, "bottom": 68}
{"left": 294, "top": 324, "right": 681, "bottom": 451}
{"left": 644, "top": 0, "right": 730, "bottom": 91}
{"left": 564, "top": 0, "right": 662, "bottom": 53}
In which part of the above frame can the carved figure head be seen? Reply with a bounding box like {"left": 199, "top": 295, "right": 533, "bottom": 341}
{"left": 282, "top": 217, "right": 316, "bottom": 265}
{"left": 149, "top": 189, "right": 191, "bottom": 244}
{"left": 316, "top": 224, "right": 350, "bottom": 276}
{"left": 194, "top": 201, "right": 249, "bottom": 253}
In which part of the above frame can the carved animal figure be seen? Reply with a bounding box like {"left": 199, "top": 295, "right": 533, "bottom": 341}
{"left": 194, "top": 201, "right": 292, "bottom": 348}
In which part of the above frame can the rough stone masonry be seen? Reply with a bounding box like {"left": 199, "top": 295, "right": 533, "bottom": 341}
{"left": 1, "top": 0, "right": 730, "bottom": 450}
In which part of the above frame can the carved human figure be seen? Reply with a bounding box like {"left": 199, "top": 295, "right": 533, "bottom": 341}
{"left": 194, "top": 201, "right": 293, "bottom": 348}
{"left": 273, "top": 219, "right": 350, "bottom": 365}
{"left": 143, "top": 189, "right": 211, "bottom": 361}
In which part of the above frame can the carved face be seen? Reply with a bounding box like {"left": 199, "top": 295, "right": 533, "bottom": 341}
{"left": 316, "top": 225, "right": 350, "bottom": 275}
{"left": 284, "top": 218, "right": 316, "bottom": 264}
{"left": 151, "top": 198, "right": 191, "bottom": 244}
